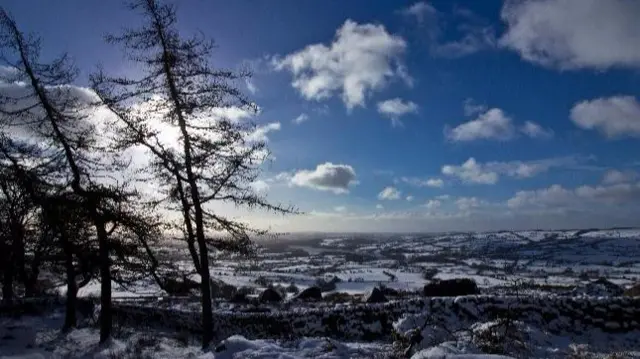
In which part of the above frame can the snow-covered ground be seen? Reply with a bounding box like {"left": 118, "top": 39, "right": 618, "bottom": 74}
{"left": 3, "top": 228, "right": 640, "bottom": 358}
{"left": 2, "top": 307, "right": 639, "bottom": 358}
{"left": 0, "top": 309, "right": 394, "bottom": 358}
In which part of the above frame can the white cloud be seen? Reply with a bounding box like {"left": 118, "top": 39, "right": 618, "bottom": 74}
{"left": 602, "top": 169, "right": 638, "bottom": 184}
{"left": 376, "top": 204, "right": 384, "bottom": 210}
{"left": 272, "top": 172, "right": 293, "bottom": 182}
{"left": 424, "top": 199, "right": 441, "bottom": 209}
{"left": 245, "top": 79, "right": 258, "bottom": 94}
{"left": 247, "top": 122, "right": 281, "bottom": 142}
{"left": 442, "top": 158, "right": 499, "bottom": 185}
{"left": 447, "top": 108, "right": 515, "bottom": 141}
{"left": 334, "top": 206, "right": 347, "bottom": 212}
{"left": 209, "top": 106, "right": 256, "bottom": 122}
{"left": 292, "top": 113, "right": 309, "bottom": 125}
{"left": 273, "top": 20, "right": 409, "bottom": 109}
{"left": 520, "top": 121, "right": 554, "bottom": 139}
{"left": 456, "top": 197, "right": 483, "bottom": 211}
{"left": 426, "top": 178, "right": 444, "bottom": 188}
{"left": 401, "top": 177, "right": 444, "bottom": 188}
{"left": 500, "top": 0, "right": 640, "bottom": 70}
{"left": 291, "top": 162, "right": 357, "bottom": 194}
{"left": 406, "top": 195, "right": 415, "bottom": 202}
{"left": 442, "top": 156, "right": 584, "bottom": 184}
{"left": 378, "top": 186, "right": 401, "bottom": 200}
{"left": 570, "top": 96, "right": 640, "bottom": 138}
{"left": 377, "top": 98, "right": 418, "bottom": 127}
{"left": 250, "top": 180, "right": 270, "bottom": 193}
{"left": 508, "top": 182, "right": 640, "bottom": 209}
{"left": 507, "top": 184, "right": 573, "bottom": 209}
{"left": 436, "top": 194, "right": 450, "bottom": 200}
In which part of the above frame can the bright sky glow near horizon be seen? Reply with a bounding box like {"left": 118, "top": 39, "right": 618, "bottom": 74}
{"left": 3, "top": 0, "right": 640, "bottom": 233}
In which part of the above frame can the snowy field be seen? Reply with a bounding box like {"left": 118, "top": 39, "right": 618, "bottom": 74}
{"left": 2, "top": 228, "right": 640, "bottom": 358}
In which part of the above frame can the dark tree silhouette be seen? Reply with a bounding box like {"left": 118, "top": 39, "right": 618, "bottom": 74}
{"left": 0, "top": 168, "right": 32, "bottom": 305}
{"left": 0, "top": 9, "right": 159, "bottom": 342}
{"left": 91, "top": 0, "right": 295, "bottom": 347}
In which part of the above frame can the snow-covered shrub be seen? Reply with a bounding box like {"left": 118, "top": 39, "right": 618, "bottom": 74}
{"left": 471, "top": 320, "right": 532, "bottom": 357}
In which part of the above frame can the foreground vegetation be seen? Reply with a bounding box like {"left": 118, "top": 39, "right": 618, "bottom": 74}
{"left": 0, "top": 0, "right": 292, "bottom": 348}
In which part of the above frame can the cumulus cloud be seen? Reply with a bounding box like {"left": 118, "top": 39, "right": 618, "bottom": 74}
{"left": 250, "top": 180, "right": 270, "bottom": 193}
{"left": 246, "top": 122, "right": 281, "bottom": 142}
{"left": 500, "top": 0, "right": 640, "bottom": 70}
{"left": 401, "top": 176, "right": 444, "bottom": 188}
{"left": 291, "top": 162, "right": 357, "bottom": 194}
{"left": 507, "top": 184, "right": 573, "bottom": 209}
{"left": 406, "top": 195, "right": 415, "bottom": 202}
{"left": 602, "top": 169, "right": 638, "bottom": 184}
{"left": 570, "top": 96, "right": 640, "bottom": 138}
{"left": 273, "top": 20, "right": 409, "bottom": 109}
{"left": 292, "top": 113, "right": 309, "bottom": 125}
{"left": 456, "top": 197, "right": 484, "bottom": 211}
{"left": 520, "top": 121, "right": 554, "bottom": 139}
{"left": 376, "top": 204, "right": 384, "bottom": 210}
{"left": 377, "top": 98, "right": 418, "bottom": 127}
{"left": 442, "top": 158, "right": 499, "bottom": 184}
{"left": 209, "top": 106, "right": 256, "bottom": 122}
{"left": 508, "top": 182, "right": 640, "bottom": 209}
{"left": 449, "top": 104, "right": 555, "bottom": 141}
{"left": 442, "top": 156, "right": 585, "bottom": 184}
{"left": 334, "top": 206, "right": 347, "bottom": 212}
{"left": 447, "top": 108, "right": 515, "bottom": 141}
{"left": 378, "top": 186, "right": 401, "bottom": 200}
{"left": 424, "top": 199, "right": 441, "bottom": 210}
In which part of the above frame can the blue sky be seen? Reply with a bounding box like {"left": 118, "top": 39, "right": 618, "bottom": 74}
{"left": 4, "top": 0, "right": 640, "bottom": 232}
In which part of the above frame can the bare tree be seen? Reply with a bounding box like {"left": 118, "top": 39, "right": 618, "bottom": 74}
{"left": 92, "top": 0, "right": 295, "bottom": 347}
{"left": 0, "top": 9, "right": 158, "bottom": 342}
{"left": 0, "top": 168, "right": 32, "bottom": 304}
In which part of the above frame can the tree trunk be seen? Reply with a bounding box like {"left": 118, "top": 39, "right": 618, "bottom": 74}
{"left": 24, "top": 255, "right": 40, "bottom": 297}
{"left": 13, "top": 224, "right": 28, "bottom": 297}
{"left": 196, "top": 227, "right": 213, "bottom": 347}
{"left": 61, "top": 234, "right": 77, "bottom": 331}
{"left": 96, "top": 219, "right": 112, "bottom": 343}
{"left": 187, "top": 238, "right": 201, "bottom": 274}
{"left": 2, "top": 259, "right": 14, "bottom": 305}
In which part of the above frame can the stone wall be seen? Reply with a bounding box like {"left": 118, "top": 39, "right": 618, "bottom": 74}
{"left": 111, "top": 295, "right": 640, "bottom": 342}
